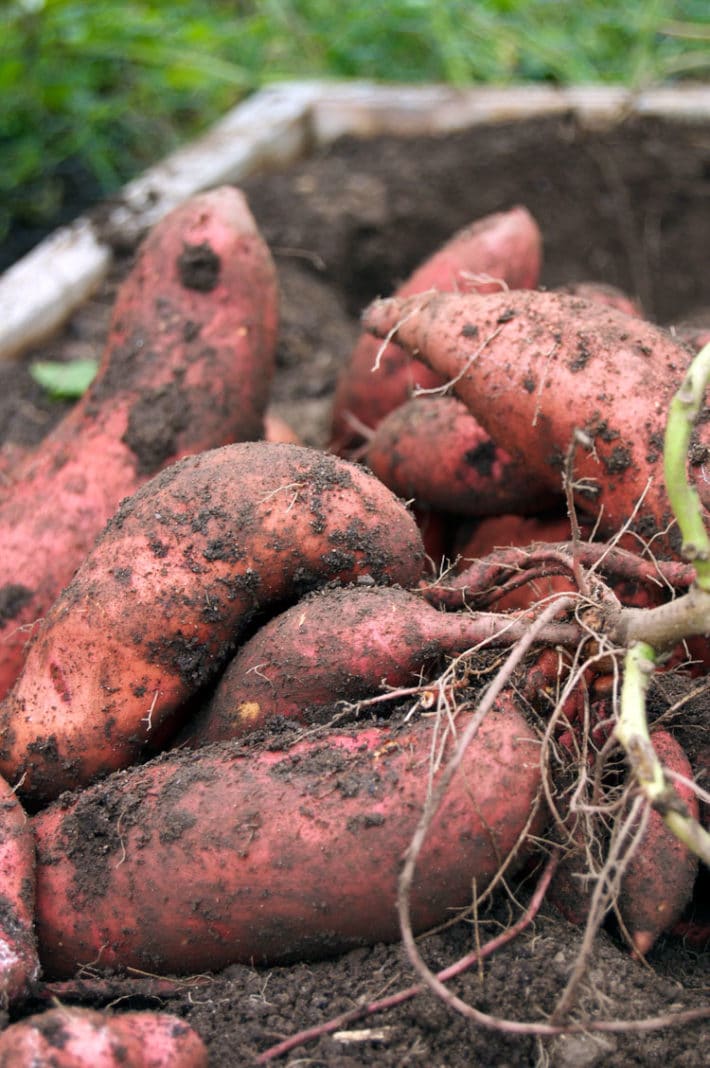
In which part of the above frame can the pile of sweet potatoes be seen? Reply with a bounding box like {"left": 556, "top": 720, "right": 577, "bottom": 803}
{"left": 0, "top": 183, "right": 707, "bottom": 1061}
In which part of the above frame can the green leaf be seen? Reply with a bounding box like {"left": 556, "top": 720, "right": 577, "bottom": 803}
{"left": 29, "top": 357, "right": 98, "bottom": 399}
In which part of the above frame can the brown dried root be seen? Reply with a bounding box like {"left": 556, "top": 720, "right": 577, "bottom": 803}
{"left": 394, "top": 595, "right": 709, "bottom": 1039}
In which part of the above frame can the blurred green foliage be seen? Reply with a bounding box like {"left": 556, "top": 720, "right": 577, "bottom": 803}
{"left": 2, "top": 0, "right": 709, "bottom": 262}
{"left": 29, "top": 356, "right": 98, "bottom": 398}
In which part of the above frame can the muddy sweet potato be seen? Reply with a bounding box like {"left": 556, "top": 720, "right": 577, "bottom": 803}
{"left": 0, "top": 186, "right": 279, "bottom": 704}
{"left": 546, "top": 805, "right": 605, "bottom": 929}
{"left": 450, "top": 514, "right": 678, "bottom": 617}
{"left": 452, "top": 514, "right": 579, "bottom": 612}
{"left": 0, "top": 442, "right": 424, "bottom": 802}
{"left": 365, "top": 394, "right": 559, "bottom": 517}
{"left": 669, "top": 310, "right": 710, "bottom": 354}
{"left": 330, "top": 205, "right": 542, "bottom": 453}
{"left": 0, "top": 1007, "right": 207, "bottom": 1067}
{"left": 364, "top": 289, "right": 706, "bottom": 551}
{"left": 179, "top": 584, "right": 580, "bottom": 746}
{"left": 33, "top": 695, "right": 546, "bottom": 977}
{"left": 555, "top": 281, "right": 643, "bottom": 318}
{"left": 617, "top": 729, "right": 700, "bottom": 956}
{"left": 0, "top": 772, "right": 39, "bottom": 1005}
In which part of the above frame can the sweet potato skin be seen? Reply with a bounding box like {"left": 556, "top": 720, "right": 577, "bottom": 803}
{"left": 0, "top": 772, "right": 39, "bottom": 1006}
{"left": 617, "top": 730, "right": 699, "bottom": 955}
{"left": 364, "top": 289, "right": 703, "bottom": 549}
{"left": 671, "top": 314, "right": 710, "bottom": 353}
{"left": 0, "top": 443, "right": 425, "bottom": 802}
{"left": 555, "top": 281, "right": 643, "bottom": 319}
{"left": 180, "top": 584, "right": 578, "bottom": 746}
{"left": 365, "top": 395, "right": 558, "bottom": 516}
{"left": 452, "top": 514, "right": 578, "bottom": 611}
{"left": 33, "top": 697, "right": 545, "bottom": 977}
{"left": 330, "top": 205, "right": 542, "bottom": 453}
{"left": 0, "top": 1007, "right": 207, "bottom": 1067}
{"left": 0, "top": 186, "right": 279, "bottom": 702}
{"left": 263, "top": 409, "right": 302, "bottom": 444}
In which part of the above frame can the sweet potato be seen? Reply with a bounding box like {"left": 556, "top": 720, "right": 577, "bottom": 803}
{"left": 0, "top": 1007, "right": 207, "bottom": 1067}
{"left": 0, "top": 772, "right": 39, "bottom": 1005}
{"left": 0, "top": 443, "right": 424, "bottom": 802}
{"left": 263, "top": 408, "right": 302, "bottom": 444}
{"left": 179, "top": 584, "right": 580, "bottom": 746}
{"left": 555, "top": 281, "right": 643, "bottom": 319}
{"left": 330, "top": 205, "right": 542, "bottom": 453}
{"left": 33, "top": 696, "right": 546, "bottom": 977}
{"left": 546, "top": 810, "right": 602, "bottom": 928}
{"left": 452, "top": 514, "right": 579, "bottom": 612}
{"left": 0, "top": 186, "right": 279, "bottom": 703}
{"left": 454, "top": 513, "right": 575, "bottom": 560}
{"left": 0, "top": 443, "right": 30, "bottom": 491}
{"left": 413, "top": 505, "right": 450, "bottom": 568}
{"left": 451, "top": 514, "right": 677, "bottom": 614}
{"left": 617, "top": 729, "right": 699, "bottom": 956}
{"left": 365, "top": 395, "right": 559, "bottom": 517}
{"left": 364, "top": 289, "right": 706, "bottom": 550}
{"left": 671, "top": 312, "right": 710, "bottom": 353}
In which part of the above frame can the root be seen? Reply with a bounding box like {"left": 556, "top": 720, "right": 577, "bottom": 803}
{"left": 421, "top": 539, "right": 695, "bottom": 613}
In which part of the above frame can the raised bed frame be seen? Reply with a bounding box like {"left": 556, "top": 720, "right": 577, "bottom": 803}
{"left": 2, "top": 80, "right": 710, "bottom": 362}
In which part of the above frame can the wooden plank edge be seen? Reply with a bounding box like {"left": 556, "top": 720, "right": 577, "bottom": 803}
{"left": 2, "top": 81, "right": 710, "bottom": 362}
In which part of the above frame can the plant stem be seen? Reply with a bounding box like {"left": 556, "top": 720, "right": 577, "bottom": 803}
{"left": 663, "top": 341, "right": 710, "bottom": 587}
{"left": 615, "top": 643, "right": 710, "bottom": 865}
{"left": 612, "top": 342, "right": 710, "bottom": 867}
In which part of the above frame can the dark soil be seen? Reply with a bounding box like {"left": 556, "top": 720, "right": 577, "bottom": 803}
{"left": 1, "top": 113, "right": 709, "bottom": 1066}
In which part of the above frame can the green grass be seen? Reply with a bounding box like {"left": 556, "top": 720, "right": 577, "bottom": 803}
{"left": 2, "top": 0, "right": 709, "bottom": 258}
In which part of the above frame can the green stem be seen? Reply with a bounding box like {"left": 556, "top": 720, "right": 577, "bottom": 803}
{"left": 612, "top": 346, "right": 710, "bottom": 868}
{"left": 615, "top": 643, "right": 710, "bottom": 866}
{"left": 616, "top": 642, "right": 663, "bottom": 795}
{"left": 663, "top": 342, "right": 710, "bottom": 589}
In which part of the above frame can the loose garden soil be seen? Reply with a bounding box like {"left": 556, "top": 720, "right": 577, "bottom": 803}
{"left": 1, "top": 113, "right": 709, "bottom": 1066}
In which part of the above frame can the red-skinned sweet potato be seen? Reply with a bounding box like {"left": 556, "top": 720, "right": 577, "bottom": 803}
{"left": 0, "top": 1007, "right": 207, "bottom": 1067}
{"left": 0, "top": 443, "right": 30, "bottom": 491}
{"left": 365, "top": 394, "right": 559, "bottom": 517}
{"left": 330, "top": 205, "right": 542, "bottom": 453}
{"left": 0, "top": 186, "right": 279, "bottom": 703}
{"left": 364, "top": 289, "right": 706, "bottom": 551}
{"left": 617, "top": 729, "right": 700, "bottom": 956}
{"left": 33, "top": 696, "right": 546, "bottom": 977}
{"left": 448, "top": 516, "right": 700, "bottom": 682}
{"left": 179, "top": 584, "right": 580, "bottom": 746}
{"left": 452, "top": 514, "right": 579, "bottom": 612}
{"left": 671, "top": 313, "right": 710, "bottom": 353}
{"left": 546, "top": 807, "right": 603, "bottom": 929}
{"left": 555, "top": 281, "right": 643, "bottom": 319}
{"left": 0, "top": 442, "right": 425, "bottom": 803}
{"left": 413, "top": 505, "right": 451, "bottom": 568}
{"left": 0, "top": 772, "right": 38, "bottom": 1005}
{"left": 263, "top": 409, "right": 302, "bottom": 444}
{"left": 454, "top": 513, "right": 575, "bottom": 560}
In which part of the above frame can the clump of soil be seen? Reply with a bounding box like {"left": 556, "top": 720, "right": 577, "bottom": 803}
{"left": 2, "top": 113, "right": 709, "bottom": 1066}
